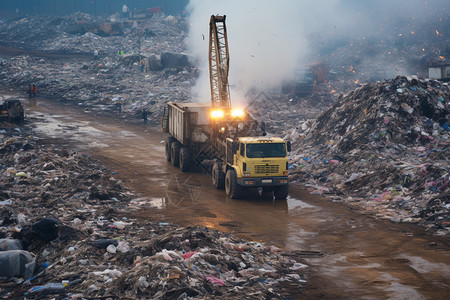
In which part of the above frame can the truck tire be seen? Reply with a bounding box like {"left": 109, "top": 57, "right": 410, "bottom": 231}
{"left": 225, "top": 169, "right": 242, "bottom": 199}
{"left": 273, "top": 184, "right": 289, "bottom": 200}
{"left": 179, "top": 147, "right": 192, "bottom": 172}
{"left": 212, "top": 161, "right": 225, "bottom": 189}
{"left": 165, "top": 137, "right": 176, "bottom": 162}
{"left": 170, "top": 142, "right": 181, "bottom": 167}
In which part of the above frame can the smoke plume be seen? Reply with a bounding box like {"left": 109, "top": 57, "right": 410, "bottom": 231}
{"left": 185, "top": 0, "right": 449, "bottom": 104}
{"left": 185, "top": 0, "right": 339, "bottom": 105}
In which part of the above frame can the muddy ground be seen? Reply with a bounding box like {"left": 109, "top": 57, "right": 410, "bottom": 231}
{"left": 1, "top": 89, "right": 448, "bottom": 299}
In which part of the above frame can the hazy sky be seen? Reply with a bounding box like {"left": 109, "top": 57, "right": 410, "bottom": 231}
{"left": 185, "top": 0, "right": 448, "bottom": 103}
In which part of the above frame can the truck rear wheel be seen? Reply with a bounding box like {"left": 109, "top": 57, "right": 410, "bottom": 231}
{"left": 212, "top": 162, "right": 225, "bottom": 189}
{"left": 273, "top": 184, "right": 289, "bottom": 200}
{"left": 225, "top": 169, "right": 242, "bottom": 199}
{"left": 170, "top": 141, "right": 181, "bottom": 167}
{"left": 165, "top": 137, "right": 176, "bottom": 162}
{"left": 179, "top": 147, "right": 192, "bottom": 172}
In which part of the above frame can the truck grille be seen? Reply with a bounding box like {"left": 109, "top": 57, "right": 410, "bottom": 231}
{"left": 254, "top": 165, "right": 279, "bottom": 174}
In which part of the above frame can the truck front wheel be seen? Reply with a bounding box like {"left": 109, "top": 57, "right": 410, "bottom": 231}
{"left": 212, "top": 161, "right": 225, "bottom": 189}
{"left": 179, "top": 147, "right": 192, "bottom": 172}
{"left": 273, "top": 184, "right": 289, "bottom": 200}
{"left": 170, "top": 142, "right": 181, "bottom": 167}
{"left": 225, "top": 169, "right": 242, "bottom": 199}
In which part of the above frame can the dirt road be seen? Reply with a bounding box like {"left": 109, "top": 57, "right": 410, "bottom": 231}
{"left": 17, "top": 95, "right": 450, "bottom": 299}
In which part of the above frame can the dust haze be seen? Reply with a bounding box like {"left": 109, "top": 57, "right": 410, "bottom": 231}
{"left": 185, "top": 0, "right": 448, "bottom": 104}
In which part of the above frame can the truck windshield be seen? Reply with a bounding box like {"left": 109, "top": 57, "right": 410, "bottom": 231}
{"left": 246, "top": 143, "right": 286, "bottom": 158}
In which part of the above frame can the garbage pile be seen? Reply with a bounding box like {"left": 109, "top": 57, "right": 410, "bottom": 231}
{"left": 0, "top": 12, "right": 187, "bottom": 55}
{"left": 0, "top": 12, "right": 194, "bottom": 125}
{"left": 0, "top": 125, "right": 308, "bottom": 298}
{"left": 246, "top": 89, "right": 334, "bottom": 136}
{"left": 0, "top": 53, "right": 195, "bottom": 126}
{"left": 290, "top": 76, "right": 449, "bottom": 234}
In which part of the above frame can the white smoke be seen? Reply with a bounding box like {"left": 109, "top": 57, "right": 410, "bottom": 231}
{"left": 185, "top": 0, "right": 449, "bottom": 104}
{"left": 185, "top": 0, "right": 345, "bottom": 105}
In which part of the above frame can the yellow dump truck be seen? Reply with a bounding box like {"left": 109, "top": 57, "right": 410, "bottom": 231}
{"left": 161, "top": 102, "right": 290, "bottom": 199}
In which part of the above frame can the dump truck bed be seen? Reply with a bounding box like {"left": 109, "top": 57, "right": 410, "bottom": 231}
{"left": 167, "top": 102, "right": 211, "bottom": 146}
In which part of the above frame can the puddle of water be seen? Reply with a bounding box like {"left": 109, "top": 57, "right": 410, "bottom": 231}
{"left": 397, "top": 254, "right": 450, "bottom": 277}
{"left": 117, "top": 130, "right": 138, "bottom": 137}
{"left": 381, "top": 273, "right": 426, "bottom": 300}
{"left": 77, "top": 125, "right": 103, "bottom": 135}
{"left": 31, "top": 111, "right": 112, "bottom": 149}
{"left": 88, "top": 141, "right": 109, "bottom": 148}
{"left": 33, "top": 122, "right": 65, "bottom": 137}
{"left": 287, "top": 196, "right": 316, "bottom": 211}
{"left": 130, "top": 197, "right": 168, "bottom": 209}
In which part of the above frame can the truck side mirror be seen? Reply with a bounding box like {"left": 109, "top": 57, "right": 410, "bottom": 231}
{"left": 287, "top": 141, "right": 291, "bottom": 152}
{"left": 232, "top": 141, "right": 238, "bottom": 153}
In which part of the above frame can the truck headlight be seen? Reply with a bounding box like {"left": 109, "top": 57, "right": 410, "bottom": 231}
{"left": 211, "top": 110, "right": 224, "bottom": 118}
{"left": 231, "top": 109, "right": 244, "bottom": 117}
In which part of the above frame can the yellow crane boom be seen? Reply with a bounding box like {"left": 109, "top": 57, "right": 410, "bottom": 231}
{"left": 209, "top": 15, "right": 231, "bottom": 109}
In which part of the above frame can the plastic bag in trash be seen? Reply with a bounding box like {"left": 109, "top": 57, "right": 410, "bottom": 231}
{"left": 0, "top": 250, "right": 36, "bottom": 278}
{"left": 91, "top": 239, "right": 119, "bottom": 249}
{"left": 26, "top": 282, "right": 65, "bottom": 294}
{"left": 32, "top": 218, "right": 61, "bottom": 242}
{"left": 0, "top": 239, "right": 23, "bottom": 251}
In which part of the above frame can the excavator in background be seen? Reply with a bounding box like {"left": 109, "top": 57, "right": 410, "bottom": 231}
{"left": 161, "top": 15, "right": 291, "bottom": 199}
{"left": 282, "top": 62, "right": 327, "bottom": 97}
{"left": 0, "top": 99, "right": 24, "bottom": 123}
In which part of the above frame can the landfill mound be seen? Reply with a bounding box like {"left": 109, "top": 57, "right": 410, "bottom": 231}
{"left": 0, "top": 12, "right": 193, "bottom": 127}
{"left": 291, "top": 76, "right": 449, "bottom": 234}
{"left": 0, "top": 52, "right": 194, "bottom": 126}
{"left": 246, "top": 89, "right": 334, "bottom": 136}
{"left": 309, "top": 76, "right": 448, "bottom": 149}
{"left": 0, "top": 12, "right": 187, "bottom": 55}
{"left": 0, "top": 124, "right": 308, "bottom": 299}
{"left": 0, "top": 13, "right": 97, "bottom": 53}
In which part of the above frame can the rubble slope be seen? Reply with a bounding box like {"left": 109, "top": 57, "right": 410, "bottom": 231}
{"left": 291, "top": 76, "right": 449, "bottom": 234}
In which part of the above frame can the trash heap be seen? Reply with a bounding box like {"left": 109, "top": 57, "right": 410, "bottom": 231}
{"left": 0, "top": 12, "right": 194, "bottom": 125}
{"left": 0, "top": 12, "right": 187, "bottom": 55}
{"left": 0, "top": 125, "right": 308, "bottom": 298}
{"left": 290, "top": 76, "right": 449, "bottom": 234}
{"left": 246, "top": 90, "right": 333, "bottom": 136}
{"left": 0, "top": 52, "right": 195, "bottom": 125}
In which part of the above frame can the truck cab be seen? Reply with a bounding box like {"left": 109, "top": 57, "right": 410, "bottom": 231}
{"left": 214, "top": 137, "right": 291, "bottom": 199}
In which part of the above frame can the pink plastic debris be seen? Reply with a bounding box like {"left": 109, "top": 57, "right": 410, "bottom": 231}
{"left": 205, "top": 275, "right": 224, "bottom": 286}
{"left": 182, "top": 251, "right": 197, "bottom": 260}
